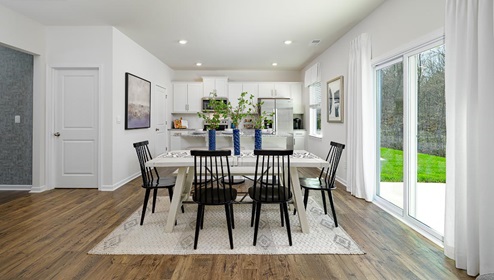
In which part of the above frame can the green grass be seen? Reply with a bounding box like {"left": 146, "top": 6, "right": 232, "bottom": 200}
{"left": 380, "top": 148, "right": 446, "bottom": 183}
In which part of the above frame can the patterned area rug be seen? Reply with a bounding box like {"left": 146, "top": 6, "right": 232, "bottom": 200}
{"left": 89, "top": 197, "right": 364, "bottom": 255}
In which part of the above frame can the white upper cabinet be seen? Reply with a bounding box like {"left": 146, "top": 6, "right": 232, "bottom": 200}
{"left": 203, "top": 76, "right": 228, "bottom": 98}
{"left": 258, "top": 83, "right": 291, "bottom": 98}
{"left": 290, "top": 83, "right": 303, "bottom": 114}
{"left": 172, "top": 82, "right": 203, "bottom": 113}
{"left": 228, "top": 82, "right": 258, "bottom": 110}
{"left": 227, "top": 83, "right": 243, "bottom": 109}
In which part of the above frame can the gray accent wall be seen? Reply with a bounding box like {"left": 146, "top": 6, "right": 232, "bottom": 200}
{"left": 0, "top": 45, "right": 33, "bottom": 185}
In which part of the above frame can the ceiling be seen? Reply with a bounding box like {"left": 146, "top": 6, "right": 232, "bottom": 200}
{"left": 0, "top": 0, "right": 384, "bottom": 71}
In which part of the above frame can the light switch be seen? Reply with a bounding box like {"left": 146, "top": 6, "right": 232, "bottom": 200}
{"left": 15, "top": 115, "right": 20, "bottom": 123}
{"left": 116, "top": 115, "right": 121, "bottom": 124}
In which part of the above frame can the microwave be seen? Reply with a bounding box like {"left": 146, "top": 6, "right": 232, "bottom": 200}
{"left": 202, "top": 97, "right": 228, "bottom": 112}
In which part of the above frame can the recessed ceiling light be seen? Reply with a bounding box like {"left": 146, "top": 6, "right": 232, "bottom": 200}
{"left": 284, "top": 40, "right": 292, "bottom": 45}
{"left": 196, "top": 62, "right": 202, "bottom": 66}
{"left": 178, "top": 40, "right": 188, "bottom": 45}
{"left": 272, "top": 62, "right": 278, "bottom": 66}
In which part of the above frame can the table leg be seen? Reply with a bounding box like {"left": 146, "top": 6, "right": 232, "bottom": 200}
{"left": 180, "top": 167, "right": 194, "bottom": 200}
{"left": 165, "top": 167, "right": 187, "bottom": 232}
{"left": 290, "top": 167, "right": 310, "bottom": 233}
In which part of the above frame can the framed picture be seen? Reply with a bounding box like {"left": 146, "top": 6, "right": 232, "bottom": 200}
{"left": 125, "top": 73, "right": 151, "bottom": 129}
{"left": 327, "top": 76, "right": 344, "bottom": 123}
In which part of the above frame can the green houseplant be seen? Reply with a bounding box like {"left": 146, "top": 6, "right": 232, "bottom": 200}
{"left": 197, "top": 92, "right": 228, "bottom": 150}
{"left": 225, "top": 92, "right": 252, "bottom": 155}
{"left": 247, "top": 97, "right": 274, "bottom": 150}
{"left": 226, "top": 91, "right": 252, "bottom": 129}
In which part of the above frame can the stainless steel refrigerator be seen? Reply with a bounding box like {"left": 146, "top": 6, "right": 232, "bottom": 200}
{"left": 258, "top": 98, "right": 294, "bottom": 134}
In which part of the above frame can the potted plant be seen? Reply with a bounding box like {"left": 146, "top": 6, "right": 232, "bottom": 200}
{"left": 225, "top": 92, "right": 252, "bottom": 155}
{"left": 197, "top": 92, "right": 228, "bottom": 150}
{"left": 247, "top": 98, "right": 274, "bottom": 150}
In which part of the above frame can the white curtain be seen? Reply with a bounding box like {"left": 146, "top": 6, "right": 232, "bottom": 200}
{"left": 444, "top": 0, "right": 494, "bottom": 276}
{"left": 346, "top": 33, "right": 374, "bottom": 202}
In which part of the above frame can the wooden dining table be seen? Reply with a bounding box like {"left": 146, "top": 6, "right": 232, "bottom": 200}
{"left": 145, "top": 149, "right": 329, "bottom": 233}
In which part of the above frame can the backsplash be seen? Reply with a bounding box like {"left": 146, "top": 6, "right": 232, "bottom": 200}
{"left": 0, "top": 46, "right": 33, "bottom": 185}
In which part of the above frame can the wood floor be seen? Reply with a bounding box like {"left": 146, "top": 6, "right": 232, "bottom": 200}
{"left": 0, "top": 168, "right": 473, "bottom": 280}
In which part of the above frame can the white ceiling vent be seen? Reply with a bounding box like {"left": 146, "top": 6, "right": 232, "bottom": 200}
{"left": 309, "top": 39, "right": 321, "bottom": 46}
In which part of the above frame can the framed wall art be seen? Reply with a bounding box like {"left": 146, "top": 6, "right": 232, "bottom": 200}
{"left": 327, "top": 75, "right": 344, "bottom": 123}
{"left": 125, "top": 73, "right": 151, "bottom": 129}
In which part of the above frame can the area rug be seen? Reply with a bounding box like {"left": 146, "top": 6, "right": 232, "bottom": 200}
{"left": 89, "top": 196, "right": 364, "bottom": 255}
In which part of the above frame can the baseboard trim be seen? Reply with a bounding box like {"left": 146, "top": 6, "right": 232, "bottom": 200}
{"left": 335, "top": 176, "right": 347, "bottom": 188}
{"left": 30, "top": 185, "right": 52, "bottom": 193}
{"left": 0, "top": 185, "right": 32, "bottom": 191}
{"left": 99, "top": 172, "right": 140, "bottom": 192}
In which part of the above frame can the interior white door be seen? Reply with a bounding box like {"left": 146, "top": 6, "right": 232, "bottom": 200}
{"left": 54, "top": 68, "right": 99, "bottom": 188}
{"left": 154, "top": 84, "right": 168, "bottom": 156}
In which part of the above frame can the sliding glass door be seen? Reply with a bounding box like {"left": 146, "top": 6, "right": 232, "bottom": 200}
{"left": 376, "top": 40, "right": 446, "bottom": 239}
{"left": 377, "top": 60, "right": 404, "bottom": 210}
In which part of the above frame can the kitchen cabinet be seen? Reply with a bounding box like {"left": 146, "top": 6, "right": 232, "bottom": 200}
{"left": 293, "top": 130, "right": 306, "bottom": 150}
{"left": 290, "top": 83, "right": 303, "bottom": 114}
{"left": 172, "top": 82, "right": 203, "bottom": 113}
{"left": 228, "top": 82, "right": 258, "bottom": 108}
{"left": 203, "top": 76, "right": 228, "bottom": 98}
{"left": 258, "top": 83, "right": 291, "bottom": 98}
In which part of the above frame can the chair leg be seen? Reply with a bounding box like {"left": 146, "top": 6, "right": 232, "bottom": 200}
{"left": 251, "top": 202, "right": 256, "bottom": 227}
{"left": 140, "top": 188, "right": 151, "bottom": 225}
{"left": 152, "top": 188, "right": 158, "bottom": 213}
{"left": 321, "top": 190, "right": 328, "bottom": 215}
{"left": 282, "top": 202, "right": 292, "bottom": 246}
{"left": 327, "top": 190, "right": 338, "bottom": 227}
{"left": 253, "top": 202, "right": 262, "bottom": 246}
{"left": 280, "top": 204, "right": 284, "bottom": 227}
{"left": 230, "top": 204, "right": 235, "bottom": 229}
{"left": 294, "top": 187, "right": 310, "bottom": 216}
{"left": 194, "top": 204, "right": 204, "bottom": 249}
{"left": 303, "top": 188, "right": 310, "bottom": 210}
{"left": 225, "top": 204, "right": 234, "bottom": 249}
{"left": 201, "top": 206, "right": 205, "bottom": 229}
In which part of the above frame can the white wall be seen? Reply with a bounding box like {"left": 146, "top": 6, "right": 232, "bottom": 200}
{"left": 174, "top": 70, "right": 301, "bottom": 82}
{"left": 302, "top": 0, "right": 446, "bottom": 184}
{"left": 45, "top": 26, "right": 175, "bottom": 190}
{"left": 0, "top": 4, "right": 46, "bottom": 191}
{"left": 112, "top": 28, "right": 175, "bottom": 189}
{"left": 45, "top": 26, "right": 114, "bottom": 188}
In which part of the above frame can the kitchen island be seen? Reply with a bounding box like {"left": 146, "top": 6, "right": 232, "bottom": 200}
{"left": 169, "top": 129, "right": 294, "bottom": 150}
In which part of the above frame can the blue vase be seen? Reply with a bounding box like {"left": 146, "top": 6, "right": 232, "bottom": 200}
{"left": 233, "top": 129, "right": 240, "bottom": 155}
{"left": 254, "top": 129, "right": 262, "bottom": 150}
{"left": 208, "top": 129, "right": 216, "bottom": 150}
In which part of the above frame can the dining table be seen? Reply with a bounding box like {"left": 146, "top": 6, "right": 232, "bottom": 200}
{"left": 145, "top": 149, "right": 329, "bottom": 233}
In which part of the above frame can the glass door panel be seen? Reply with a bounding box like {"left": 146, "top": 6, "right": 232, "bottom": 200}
{"left": 377, "top": 61, "right": 404, "bottom": 209}
{"left": 408, "top": 45, "right": 446, "bottom": 235}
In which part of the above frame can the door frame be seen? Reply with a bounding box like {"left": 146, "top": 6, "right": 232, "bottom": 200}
{"left": 45, "top": 65, "right": 103, "bottom": 190}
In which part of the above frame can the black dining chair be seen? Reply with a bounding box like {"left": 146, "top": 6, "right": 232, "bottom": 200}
{"left": 133, "top": 140, "right": 183, "bottom": 226}
{"left": 191, "top": 149, "right": 237, "bottom": 250}
{"left": 249, "top": 149, "right": 294, "bottom": 246}
{"left": 295, "top": 141, "right": 345, "bottom": 227}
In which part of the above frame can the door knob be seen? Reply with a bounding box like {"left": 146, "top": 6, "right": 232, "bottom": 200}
{"left": 54, "top": 132, "right": 60, "bottom": 137}
{"left": 156, "top": 128, "right": 159, "bottom": 131}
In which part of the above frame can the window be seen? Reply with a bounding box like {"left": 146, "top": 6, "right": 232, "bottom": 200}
{"left": 309, "top": 82, "right": 322, "bottom": 137}
{"left": 375, "top": 36, "right": 445, "bottom": 242}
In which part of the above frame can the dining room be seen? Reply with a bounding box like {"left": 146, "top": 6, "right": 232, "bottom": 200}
{"left": 1, "top": 0, "right": 493, "bottom": 279}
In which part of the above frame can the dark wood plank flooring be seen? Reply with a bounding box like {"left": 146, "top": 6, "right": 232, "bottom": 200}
{"left": 0, "top": 168, "right": 473, "bottom": 279}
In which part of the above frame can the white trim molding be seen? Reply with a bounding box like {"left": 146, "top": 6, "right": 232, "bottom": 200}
{"left": 0, "top": 185, "right": 32, "bottom": 191}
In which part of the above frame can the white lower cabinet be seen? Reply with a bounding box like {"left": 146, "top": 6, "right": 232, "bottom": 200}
{"left": 293, "top": 130, "right": 306, "bottom": 150}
